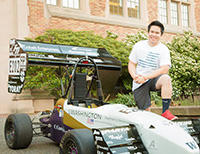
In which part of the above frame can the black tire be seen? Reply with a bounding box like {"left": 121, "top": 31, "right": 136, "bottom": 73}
{"left": 59, "top": 129, "right": 96, "bottom": 154}
{"left": 4, "top": 113, "right": 33, "bottom": 149}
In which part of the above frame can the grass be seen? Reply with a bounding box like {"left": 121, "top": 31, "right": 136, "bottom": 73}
{"left": 108, "top": 92, "right": 200, "bottom": 107}
{"left": 173, "top": 99, "right": 200, "bottom": 106}
{"left": 154, "top": 99, "right": 200, "bottom": 107}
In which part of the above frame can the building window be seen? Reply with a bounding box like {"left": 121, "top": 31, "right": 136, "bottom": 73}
{"left": 171, "top": 2, "right": 178, "bottom": 26}
{"left": 159, "top": 0, "right": 167, "bottom": 24}
{"left": 46, "top": 0, "right": 57, "bottom": 5}
{"left": 159, "top": 0, "right": 191, "bottom": 27}
{"left": 127, "top": 0, "right": 140, "bottom": 18}
{"left": 46, "top": 0, "right": 80, "bottom": 9}
{"left": 63, "top": 0, "right": 80, "bottom": 9}
{"left": 181, "top": 4, "right": 189, "bottom": 27}
{"left": 45, "top": 0, "right": 147, "bottom": 30}
{"left": 109, "top": 0, "right": 123, "bottom": 16}
{"left": 109, "top": 0, "right": 140, "bottom": 19}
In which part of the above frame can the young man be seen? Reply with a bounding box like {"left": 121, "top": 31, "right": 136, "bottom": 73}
{"left": 128, "top": 20, "right": 178, "bottom": 120}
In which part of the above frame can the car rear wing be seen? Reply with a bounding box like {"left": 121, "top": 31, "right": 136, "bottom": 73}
{"left": 8, "top": 39, "right": 121, "bottom": 94}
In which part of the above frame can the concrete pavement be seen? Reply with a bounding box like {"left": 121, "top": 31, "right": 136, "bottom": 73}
{"left": 0, "top": 115, "right": 59, "bottom": 154}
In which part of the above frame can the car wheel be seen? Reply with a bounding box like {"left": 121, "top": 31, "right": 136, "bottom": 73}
{"left": 59, "top": 129, "right": 95, "bottom": 154}
{"left": 4, "top": 113, "right": 33, "bottom": 149}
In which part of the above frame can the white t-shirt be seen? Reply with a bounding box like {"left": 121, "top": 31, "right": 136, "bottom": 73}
{"left": 129, "top": 40, "right": 171, "bottom": 91}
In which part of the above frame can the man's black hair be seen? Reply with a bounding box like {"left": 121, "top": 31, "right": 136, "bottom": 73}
{"left": 148, "top": 20, "right": 165, "bottom": 35}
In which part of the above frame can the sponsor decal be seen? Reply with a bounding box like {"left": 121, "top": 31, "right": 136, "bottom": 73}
{"left": 28, "top": 53, "right": 46, "bottom": 58}
{"left": 162, "top": 121, "right": 174, "bottom": 126}
{"left": 186, "top": 141, "right": 198, "bottom": 150}
{"left": 104, "top": 116, "right": 127, "bottom": 123}
{"left": 9, "top": 54, "right": 26, "bottom": 76}
{"left": 8, "top": 84, "right": 23, "bottom": 93}
{"left": 93, "top": 130, "right": 100, "bottom": 135}
{"left": 101, "top": 127, "right": 130, "bottom": 135}
{"left": 20, "top": 71, "right": 25, "bottom": 82}
{"left": 53, "top": 124, "right": 66, "bottom": 133}
{"left": 95, "top": 136, "right": 103, "bottom": 142}
{"left": 192, "top": 136, "right": 199, "bottom": 145}
{"left": 106, "top": 140, "right": 114, "bottom": 145}
{"left": 8, "top": 39, "right": 27, "bottom": 93}
{"left": 94, "top": 126, "right": 148, "bottom": 154}
{"left": 59, "top": 109, "right": 64, "bottom": 117}
{"left": 148, "top": 140, "right": 157, "bottom": 150}
{"left": 119, "top": 109, "right": 132, "bottom": 114}
{"left": 21, "top": 44, "right": 60, "bottom": 52}
{"left": 94, "top": 119, "right": 116, "bottom": 126}
{"left": 108, "top": 134, "right": 123, "bottom": 140}
{"left": 96, "top": 145, "right": 109, "bottom": 151}
{"left": 175, "top": 120, "right": 196, "bottom": 134}
{"left": 176, "top": 121, "right": 192, "bottom": 126}
{"left": 67, "top": 109, "right": 102, "bottom": 120}
{"left": 97, "top": 150, "right": 110, "bottom": 154}
{"left": 127, "top": 146, "right": 138, "bottom": 151}
{"left": 125, "top": 137, "right": 136, "bottom": 142}
{"left": 9, "top": 40, "right": 20, "bottom": 55}
{"left": 68, "top": 47, "right": 99, "bottom": 57}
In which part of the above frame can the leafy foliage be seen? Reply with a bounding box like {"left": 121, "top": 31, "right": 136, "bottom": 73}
{"left": 166, "top": 31, "right": 200, "bottom": 99}
{"left": 108, "top": 93, "right": 136, "bottom": 107}
{"left": 24, "top": 29, "right": 130, "bottom": 99}
{"left": 34, "top": 29, "right": 131, "bottom": 66}
{"left": 125, "top": 30, "right": 148, "bottom": 46}
{"left": 25, "top": 66, "right": 71, "bottom": 98}
{"left": 123, "top": 30, "right": 200, "bottom": 100}
{"left": 24, "top": 29, "right": 199, "bottom": 102}
{"left": 121, "top": 31, "right": 148, "bottom": 90}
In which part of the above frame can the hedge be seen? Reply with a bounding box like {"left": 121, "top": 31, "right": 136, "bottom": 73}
{"left": 24, "top": 29, "right": 200, "bottom": 100}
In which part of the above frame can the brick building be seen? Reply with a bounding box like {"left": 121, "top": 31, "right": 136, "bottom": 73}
{"left": 0, "top": 0, "right": 199, "bottom": 114}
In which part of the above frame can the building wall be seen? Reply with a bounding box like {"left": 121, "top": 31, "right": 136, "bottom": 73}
{"left": 195, "top": 0, "right": 200, "bottom": 32}
{"left": 0, "top": 0, "right": 199, "bottom": 114}
{"left": 0, "top": 0, "right": 30, "bottom": 114}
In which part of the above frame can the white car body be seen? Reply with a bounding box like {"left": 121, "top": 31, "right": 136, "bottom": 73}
{"left": 63, "top": 102, "right": 199, "bottom": 154}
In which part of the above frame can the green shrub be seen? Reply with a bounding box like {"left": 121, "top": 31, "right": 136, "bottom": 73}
{"left": 108, "top": 93, "right": 136, "bottom": 107}
{"left": 166, "top": 31, "right": 200, "bottom": 99}
{"left": 24, "top": 29, "right": 130, "bottom": 99}
{"left": 24, "top": 29, "right": 199, "bottom": 102}
{"left": 123, "top": 30, "right": 200, "bottom": 100}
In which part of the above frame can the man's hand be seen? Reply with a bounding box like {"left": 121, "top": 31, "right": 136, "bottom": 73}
{"left": 134, "top": 75, "right": 146, "bottom": 84}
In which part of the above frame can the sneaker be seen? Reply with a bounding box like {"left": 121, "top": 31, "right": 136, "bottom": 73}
{"left": 161, "top": 109, "right": 178, "bottom": 120}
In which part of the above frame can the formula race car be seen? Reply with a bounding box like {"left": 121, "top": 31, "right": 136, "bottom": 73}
{"left": 5, "top": 39, "right": 200, "bottom": 154}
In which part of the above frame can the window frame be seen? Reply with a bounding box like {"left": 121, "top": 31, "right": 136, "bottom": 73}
{"left": 45, "top": 0, "right": 148, "bottom": 30}
{"left": 46, "top": 0, "right": 57, "bottom": 5}
{"left": 105, "top": 0, "right": 147, "bottom": 29}
{"left": 159, "top": 0, "right": 168, "bottom": 24}
{"left": 159, "top": 0, "right": 195, "bottom": 31}
{"left": 46, "top": 0, "right": 89, "bottom": 16}
{"left": 62, "top": 0, "right": 80, "bottom": 9}
{"left": 108, "top": 0, "right": 141, "bottom": 19}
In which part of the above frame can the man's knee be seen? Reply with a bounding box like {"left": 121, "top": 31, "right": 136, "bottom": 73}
{"left": 156, "top": 74, "right": 172, "bottom": 89}
{"left": 162, "top": 74, "right": 172, "bottom": 84}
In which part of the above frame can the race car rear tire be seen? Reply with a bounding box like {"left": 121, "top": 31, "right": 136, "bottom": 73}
{"left": 4, "top": 113, "right": 33, "bottom": 149}
{"left": 59, "top": 129, "right": 95, "bottom": 154}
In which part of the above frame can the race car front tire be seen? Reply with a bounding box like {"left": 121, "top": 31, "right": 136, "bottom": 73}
{"left": 4, "top": 113, "right": 33, "bottom": 149}
{"left": 59, "top": 129, "right": 96, "bottom": 154}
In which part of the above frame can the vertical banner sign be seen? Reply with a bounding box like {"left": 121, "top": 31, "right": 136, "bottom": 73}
{"left": 8, "top": 39, "right": 28, "bottom": 94}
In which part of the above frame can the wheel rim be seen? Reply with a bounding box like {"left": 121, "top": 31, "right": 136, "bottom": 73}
{"left": 66, "top": 139, "right": 78, "bottom": 154}
{"left": 5, "top": 120, "right": 15, "bottom": 144}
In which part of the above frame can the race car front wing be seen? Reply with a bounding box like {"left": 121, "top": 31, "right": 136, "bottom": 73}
{"left": 93, "top": 125, "right": 148, "bottom": 154}
{"left": 174, "top": 119, "right": 200, "bottom": 148}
